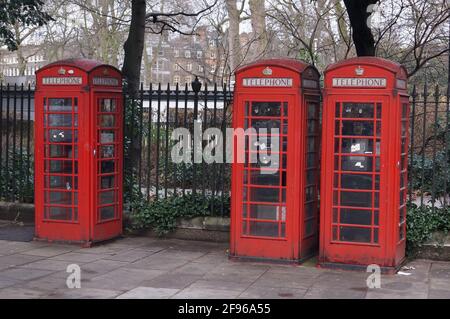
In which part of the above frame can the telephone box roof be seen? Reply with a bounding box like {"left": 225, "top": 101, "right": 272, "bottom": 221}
{"left": 37, "top": 58, "right": 121, "bottom": 74}
{"left": 236, "top": 58, "right": 317, "bottom": 75}
{"left": 325, "top": 56, "right": 407, "bottom": 76}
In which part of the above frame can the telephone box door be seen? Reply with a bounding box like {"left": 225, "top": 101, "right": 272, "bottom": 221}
{"left": 91, "top": 94, "right": 123, "bottom": 240}
{"left": 232, "top": 94, "right": 298, "bottom": 260}
{"left": 322, "top": 95, "right": 389, "bottom": 264}
{"left": 36, "top": 92, "right": 89, "bottom": 241}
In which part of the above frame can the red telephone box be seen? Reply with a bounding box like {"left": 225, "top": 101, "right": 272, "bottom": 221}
{"left": 34, "top": 59, "right": 123, "bottom": 245}
{"left": 230, "top": 59, "right": 321, "bottom": 262}
{"left": 319, "top": 57, "right": 409, "bottom": 272}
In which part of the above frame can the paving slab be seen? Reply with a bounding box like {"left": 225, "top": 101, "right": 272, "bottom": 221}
{"left": 0, "top": 254, "right": 45, "bottom": 270}
{"left": 239, "top": 286, "right": 307, "bottom": 299}
{"left": 251, "top": 269, "right": 319, "bottom": 290}
{"left": 50, "top": 252, "right": 110, "bottom": 263}
{"left": 203, "top": 263, "right": 270, "bottom": 284}
{"left": 82, "top": 267, "right": 165, "bottom": 291}
{"left": 141, "top": 273, "right": 204, "bottom": 289}
{"left": 0, "top": 287, "right": 50, "bottom": 299}
{"left": 126, "top": 256, "right": 190, "bottom": 271}
{"left": 172, "top": 287, "right": 242, "bottom": 299}
{"left": 116, "top": 286, "right": 180, "bottom": 299}
{"left": 45, "top": 287, "right": 122, "bottom": 299}
{"left": 171, "top": 262, "right": 220, "bottom": 276}
{"left": 20, "top": 259, "right": 79, "bottom": 272}
{"left": 185, "top": 279, "right": 250, "bottom": 292}
{"left": 0, "top": 267, "right": 54, "bottom": 281}
{"left": 365, "top": 281, "right": 429, "bottom": 299}
{"left": 150, "top": 249, "right": 208, "bottom": 261}
{"left": 22, "top": 246, "right": 77, "bottom": 257}
{"left": 103, "top": 248, "right": 156, "bottom": 262}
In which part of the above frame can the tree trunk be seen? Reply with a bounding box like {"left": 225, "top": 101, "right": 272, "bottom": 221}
{"left": 122, "top": 0, "right": 146, "bottom": 96}
{"left": 249, "top": 0, "right": 268, "bottom": 58}
{"left": 225, "top": 0, "right": 242, "bottom": 72}
{"left": 343, "top": 0, "right": 378, "bottom": 56}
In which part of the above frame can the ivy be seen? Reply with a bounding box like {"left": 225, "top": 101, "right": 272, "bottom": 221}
{"left": 129, "top": 193, "right": 230, "bottom": 235}
{"left": 407, "top": 203, "right": 450, "bottom": 254}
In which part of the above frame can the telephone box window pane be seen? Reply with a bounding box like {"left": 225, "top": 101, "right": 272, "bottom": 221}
{"left": 332, "top": 226, "right": 338, "bottom": 240}
{"left": 45, "top": 160, "right": 73, "bottom": 174}
{"left": 46, "top": 191, "right": 72, "bottom": 205}
{"left": 307, "top": 120, "right": 317, "bottom": 134}
{"left": 101, "top": 176, "right": 115, "bottom": 189}
{"left": 246, "top": 170, "right": 281, "bottom": 186}
{"left": 335, "top": 120, "right": 341, "bottom": 135}
{"left": 100, "top": 99, "right": 116, "bottom": 112}
{"left": 375, "top": 175, "right": 380, "bottom": 189}
{"left": 339, "top": 226, "right": 371, "bottom": 243}
{"left": 248, "top": 221, "right": 279, "bottom": 237}
{"left": 48, "top": 129, "right": 76, "bottom": 143}
{"left": 46, "top": 145, "right": 74, "bottom": 158}
{"left": 307, "top": 137, "right": 315, "bottom": 152}
{"left": 340, "top": 209, "right": 372, "bottom": 225}
{"left": 306, "top": 202, "right": 316, "bottom": 218}
{"left": 374, "top": 211, "right": 379, "bottom": 225}
{"left": 307, "top": 169, "right": 315, "bottom": 185}
{"left": 376, "top": 103, "right": 382, "bottom": 119}
{"left": 252, "top": 119, "right": 281, "bottom": 135}
{"left": 100, "top": 161, "right": 115, "bottom": 174}
{"left": 46, "top": 207, "right": 72, "bottom": 221}
{"left": 249, "top": 204, "right": 282, "bottom": 220}
{"left": 342, "top": 103, "right": 374, "bottom": 118}
{"left": 101, "top": 145, "right": 115, "bottom": 158}
{"left": 341, "top": 121, "right": 374, "bottom": 136}
{"left": 100, "top": 206, "right": 115, "bottom": 220}
{"left": 341, "top": 156, "right": 373, "bottom": 172}
{"left": 48, "top": 98, "right": 73, "bottom": 112}
{"left": 333, "top": 208, "right": 338, "bottom": 223}
{"left": 247, "top": 188, "right": 280, "bottom": 203}
{"left": 341, "top": 174, "right": 373, "bottom": 190}
{"left": 46, "top": 176, "right": 72, "bottom": 190}
{"left": 308, "top": 104, "right": 318, "bottom": 119}
{"left": 341, "top": 139, "right": 373, "bottom": 154}
{"left": 305, "top": 186, "right": 315, "bottom": 201}
{"left": 100, "top": 115, "right": 116, "bottom": 127}
{"left": 48, "top": 114, "right": 76, "bottom": 127}
{"left": 307, "top": 153, "right": 315, "bottom": 167}
{"left": 251, "top": 102, "right": 281, "bottom": 117}
{"left": 376, "top": 122, "right": 381, "bottom": 137}
{"left": 341, "top": 191, "right": 372, "bottom": 207}
{"left": 100, "top": 131, "right": 115, "bottom": 143}
{"left": 305, "top": 220, "right": 314, "bottom": 237}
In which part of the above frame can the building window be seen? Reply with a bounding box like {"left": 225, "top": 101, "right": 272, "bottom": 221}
{"left": 210, "top": 51, "right": 216, "bottom": 59}
{"left": 185, "top": 50, "right": 191, "bottom": 58}
{"left": 185, "top": 76, "right": 192, "bottom": 84}
{"left": 158, "top": 48, "right": 164, "bottom": 56}
{"left": 174, "top": 49, "right": 179, "bottom": 57}
{"left": 174, "top": 64, "right": 180, "bottom": 71}
{"left": 174, "top": 75, "right": 180, "bottom": 84}
{"left": 186, "top": 63, "right": 192, "bottom": 72}
{"left": 198, "top": 65, "right": 204, "bottom": 72}
{"left": 197, "top": 51, "right": 202, "bottom": 59}
{"left": 209, "top": 39, "right": 216, "bottom": 47}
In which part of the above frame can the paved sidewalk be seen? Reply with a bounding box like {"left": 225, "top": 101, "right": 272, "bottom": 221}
{"left": 0, "top": 236, "right": 449, "bottom": 299}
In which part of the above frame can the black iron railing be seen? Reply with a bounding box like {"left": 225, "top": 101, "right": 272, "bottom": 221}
{"left": 0, "top": 81, "right": 449, "bottom": 214}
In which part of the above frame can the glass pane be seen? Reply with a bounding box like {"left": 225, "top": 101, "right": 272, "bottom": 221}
{"left": 100, "top": 99, "right": 116, "bottom": 112}
{"left": 45, "top": 160, "right": 73, "bottom": 174}
{"left": 305, "top": 220, "right": 314, "bottom": 237}
{"left": 342, "top": 103, "right": 374, "bottom": 118}
{"left": 100, "top": 160, "right": 115, "bottom": 174}
{"left": 100, "top": 145, "right": 115, "bottom": 158}
{"left": 308, "top": 104, "right": 318, "bottom": 119}
{"left": 48, "top": 98, "right": 73, "bottom": 112}
{"left": 340, "top": 226, "right": 371, "bottom": 243}
{"left": 307, "top": 120, "right": 317, "bottom": 134}
{"left": 248, "top": 221, "right": 279, "bottom": 237}
{"left": 341, "top": 121, "right": 374, "bottom": 136}
{"left": 46, "top": 145, "right": 75, "bottom": 159}
{"left": 341, "top": 191, "right": 372, "bottom": 208}
{"left": 46, "top": 175, "right": 73, "bottom": 190}
{"left": 100, "top": 206, "right": 115, "bottom": 220}
{"left": 249, "top": 204, "right": 284, "bottom": 221}
{"left": 340, "top": 209, "right": 372, "bottom": 225}
{"left": 305, "top": 202, "right": 317, "bottom": 218}
{"left": 341, "top": 138, "right": 373, "bottom": 154}
{"left": 306, "top": 169, "right": 316, "bottom": 185}
{"left": 247, "top": 187, "right": 280, "bottom": 203}
{"left": 100, "top": 115, "right": 116, "bottom": 127}
{"left": 99, "top": 191, "right": 115, "bottom": 205}
{"left": 245, "top": 170, "right": 284, "bottom": 186}
{"left": 305, "top": 186, "right": 315, "bottom": 202}
{"left": 251, "top": 119, "right": 281, "bottom": 134}
{"left": 100, "top": 131, "right": 115, "bottom": 143}
{"left": 45, "top": 207, "right": 72, "bottom": 220}
{"left": 251, "top": 102, "right": 281, "bottom": 117}
{"left": 100, "top": 176, "right": 115, "bottom": 189}
{"left": 48, "top": 114, "right": 77, "bottom": 127}
{"left": 341, "top": 156, "right": 373, "bottom": 172}
{"left": 46, "top": 191, "right": 72, "bottom": 205}
{"left": 341, "top": 174, "right": 373, "bottom": 190}
{"left": 48, "top": 129, "right": 77, "bottom": 143}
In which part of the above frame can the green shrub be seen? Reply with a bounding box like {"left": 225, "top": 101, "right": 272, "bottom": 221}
{"left": 130, "top": 193, "right": 230, "bottom": 235}
{"left": 407, "top": 203, "right": 450, "bottom": 253}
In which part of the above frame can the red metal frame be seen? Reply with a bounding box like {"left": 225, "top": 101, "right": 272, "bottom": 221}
{"left": 35, "top": 59, "right": 123, "bottom": 245}
{"left": 319, "top": 57, "right": 409, "bottom": 272}
{"left": 230, "top": 59, "right": 321, "bottom": 262}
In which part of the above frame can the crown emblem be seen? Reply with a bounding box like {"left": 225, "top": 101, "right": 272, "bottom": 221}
{"left": 355, "top": 66, "right": 364, "bottom": 76}
{"left": 58, "top": 67, "right": 66, "bottom": 75}
{"left": 262, "top": 67, "right": 273, "bottom": 76}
